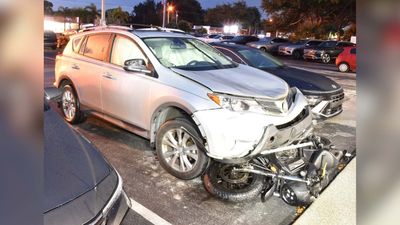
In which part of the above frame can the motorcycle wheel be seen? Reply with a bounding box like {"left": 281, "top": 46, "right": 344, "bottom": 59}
{"left": 203, "top": 161, "right": 265, "bottom": 202}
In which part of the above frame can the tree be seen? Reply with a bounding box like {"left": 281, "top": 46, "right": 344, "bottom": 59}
{"left": 85, "top": 3, "right": 100, "bottom": 24}
{"left": 44, "top": 0, "right": 53, "bottom": 15}
{"left": 167, "top": 0, "right": 204, "bottom": 25}
{"left": 204, "top": 1, "right": 261, "bottom": 33}
{"left": 261, "top": 0, "right": 356, "bottom": 40}
{"left": 132, "top": 0, "right": 162, "bottom": 25}
{"left": 177, "top": 20, "right": 192, "bottom": 32}
{"left": 106, "top": 7, "right": 130, "bottom": 25}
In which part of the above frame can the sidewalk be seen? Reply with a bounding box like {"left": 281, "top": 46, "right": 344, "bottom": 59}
{"left": 294, "top": 158, "right": 356, "bottom": 225}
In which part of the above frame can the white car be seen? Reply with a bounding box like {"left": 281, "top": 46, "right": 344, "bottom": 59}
{"left": 54, "top": 26, "right": 313, "bottom": 180}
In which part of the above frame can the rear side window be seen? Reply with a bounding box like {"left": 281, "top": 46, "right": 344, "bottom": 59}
{"left": 83, "top": 34, "right": 111, "bottom": 61}
{"left": 307, "top": 41, "right": 322, "bottom": 46}
{"left": 72, "top": 37, "right": 83, "bottom": 53}
{"left": 338, "top": 42, "right": 355, "bottom": 47}
{"left": 216, "top": 47, "right": 243, "bottom": 64}
{"left": 350, "top": 48, "right": 356, "bottom": 54}
{"left": 110, "top": 35, "right": 146, "bottom": 67}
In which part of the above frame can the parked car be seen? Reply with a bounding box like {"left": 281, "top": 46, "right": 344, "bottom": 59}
{"left": 44, "top": 88, "right": 130, "bottom": 225}
{"left": 55, "top": 26, "right": 312, "bottom": 180}
{"left": 211, "top": 42, "right": 345, "bottom": 118}
{"left": 303, "top": 40, "right": 356, "bottom": 63}
{"left": 44, "top": 30, "right": 57, "bottom": 50}
{"left": 278, "top": 40, "right": 323, "bottom": 59}
{"left": 221, "top": 35, "right": 259, "bottom": 45}
{"left": 336, "top": 47, "right": 357, "bottom": 72}
{"left": 219, "top": 35, "right": 234, "bottom": 40}
{"left": 246, "top": 37, "right": 289, "bottom": 55}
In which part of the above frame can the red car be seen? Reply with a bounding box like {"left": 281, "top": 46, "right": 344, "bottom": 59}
{"left": 336, "top": 46, "right": 357, "bottom": 72}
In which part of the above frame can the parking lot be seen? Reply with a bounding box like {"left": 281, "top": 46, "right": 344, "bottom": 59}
{"left": 44, "top": 49, "right": 356, "bottom": 225}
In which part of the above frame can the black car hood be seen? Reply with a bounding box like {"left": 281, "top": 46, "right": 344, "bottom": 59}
{"left": 262, "top": 66, "right": 342, "bottom": 94}
{"left": 44, "top": 108, "right": 111, "bottom": 213}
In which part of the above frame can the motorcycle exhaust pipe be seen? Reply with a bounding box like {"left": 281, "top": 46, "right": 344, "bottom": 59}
{"left": 233, "top": 168, "right": 310, "bottom": 185}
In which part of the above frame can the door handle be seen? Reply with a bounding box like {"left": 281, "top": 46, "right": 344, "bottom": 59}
{"left": 102, "top": 72, "right": 116, "bottom": 80}
{"left": 71, "top": 64, "right": 80, "bottom": 70}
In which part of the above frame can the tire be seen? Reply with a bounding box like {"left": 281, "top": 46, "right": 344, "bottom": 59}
{"left": 202, "top": 161, "right": 265, "bottom": 202}
{"left": 60, "top": 83, "right": 84, "bottom": 124}
{"left": 260, "top": 47, "right": 267, "bottom": 52}
{"left": 321, "top": 53, "right": 331, "bottom": 63}
{"left": 156, "top": 118, "right": 209, "bottom": 180}
{"left": 338, "top": 62, "right": 349, "bottom": 72}
{"left": 293, "top": 50, "right": 301, "bottom": 60}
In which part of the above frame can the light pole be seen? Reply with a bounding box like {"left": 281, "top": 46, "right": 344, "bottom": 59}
{"left": 100, "top": 0, "right": 106, "bottom": 26}
{"left": 162, "top": 0, "right": 166, "bottom": 27}
{"left": 167, "top": 5, "right": 174, "bottom": 25}
{"left": 176, "top": 11, "right": 178, "bottom": 25}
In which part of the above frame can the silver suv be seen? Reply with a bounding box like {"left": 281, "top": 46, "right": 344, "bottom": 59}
{"left": 55, "top": 26, "right": 313, "bottom": 180}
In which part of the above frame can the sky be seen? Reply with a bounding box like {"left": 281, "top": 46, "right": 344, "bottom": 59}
{"left": 50, "top": 0, "right": 264, "bottom": 13}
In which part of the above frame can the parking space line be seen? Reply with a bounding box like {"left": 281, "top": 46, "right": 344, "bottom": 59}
{"left": 129, "top": 198, "right": 172, "bottom": 225}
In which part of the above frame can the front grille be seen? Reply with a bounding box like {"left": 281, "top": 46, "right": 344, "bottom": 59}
{"left": 276, "top": 107, "right": 309, "bottom": 130}
{"left": 330, "top": 92, "right": 345, "bottom": 103}
{"left": 256, "top": 88, "right": 296, "bottom": 114}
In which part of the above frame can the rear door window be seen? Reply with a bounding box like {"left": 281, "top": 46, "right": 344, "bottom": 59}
{"left": 83, "top": 34, "right": 112, "bottom": 61}
{"left": 350, "top": 48, "right": 356, "bottom": 54}
{"left": 72, "top": 37, "right": 83, "bottom": 53}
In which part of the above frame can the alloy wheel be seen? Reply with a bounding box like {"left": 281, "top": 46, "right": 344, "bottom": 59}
{"left": 339, "top": 63, "right": 349, "bottom": 72}
{"left": 62, "top": 89, "right": 76, "bottom": 121}
{"left": 322, "top": 53, "right": 331, "bottom": 63}
{"left": 161, "top": 128, "right": 199, "bottom": 173}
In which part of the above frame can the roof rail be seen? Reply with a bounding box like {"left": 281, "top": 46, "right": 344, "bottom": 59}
{"left": 79, "top": 25, "right": 133, "bottom": 32}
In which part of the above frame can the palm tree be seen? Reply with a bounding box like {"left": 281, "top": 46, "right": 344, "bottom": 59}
{"left": 106, "top": 7, "right": 129, "bottom": 25}
{"left": 85, "top": 3, "right": 100, "bottom": 24}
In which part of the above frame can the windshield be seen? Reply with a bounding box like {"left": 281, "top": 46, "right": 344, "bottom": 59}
{"left": 238, "top": 49, "right": 284, "bottom": 69}
{"left": 144, "top": 37, "right": 237, "bottom": 71}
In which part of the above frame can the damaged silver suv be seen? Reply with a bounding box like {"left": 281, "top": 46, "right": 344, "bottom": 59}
{"left": 55, "top": 26, "right": 313, "bottom": 180}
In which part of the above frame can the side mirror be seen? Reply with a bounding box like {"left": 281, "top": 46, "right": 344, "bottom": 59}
{"left": 123, "top": 59, "right": 152, "bottom": 75}
{"left": 270, "top": 40, "right": 275, "bottom": 44}
{"left": 44, "top": 87, "right": 62, "bottom": 103}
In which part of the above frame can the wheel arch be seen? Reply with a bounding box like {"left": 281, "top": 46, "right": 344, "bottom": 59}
{"left": 149, "top": 103, "right": 207, "bottom": 150}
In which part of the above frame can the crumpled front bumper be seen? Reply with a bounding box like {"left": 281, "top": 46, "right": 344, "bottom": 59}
{"left": 192, "top": 92, "right": 313, "bottom": 161}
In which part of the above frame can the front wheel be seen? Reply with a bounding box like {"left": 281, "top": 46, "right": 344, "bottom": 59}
{"left": 61, "top": 83, "right": 84, "bottom": 124}
{"left": 321, "top": 53, "right": 331, "bottom": 63}
{"left": 203, "top": 161, "right": 265, "bottom": 202}
{"left": 293, "top": 50, "right": 301, "bottom": 60}
{"left": 338, "top": 62, "right": 350, "bottom": 72}
{"left": 156, "top": 118, "right": 209, "bottom": 180}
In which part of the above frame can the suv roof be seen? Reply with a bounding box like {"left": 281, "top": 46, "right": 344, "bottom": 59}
{"left": 77, "top": 25, "right": 193, "bottom": 39}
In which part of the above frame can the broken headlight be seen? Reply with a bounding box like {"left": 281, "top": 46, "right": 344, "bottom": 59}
{"left": 207, "top": 93, "right": 264, "bottom": 113}
{"left": 305, "top": 95, "right": 323, "bottom": 106}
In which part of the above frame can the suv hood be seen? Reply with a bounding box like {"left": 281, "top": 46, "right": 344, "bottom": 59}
{"left": 172, "top": 65, "right": 289, "bottom": 99}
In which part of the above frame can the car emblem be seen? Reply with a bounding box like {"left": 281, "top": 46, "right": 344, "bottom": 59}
{"left": 332, "top": 84, "right": 337, "bottom": 89}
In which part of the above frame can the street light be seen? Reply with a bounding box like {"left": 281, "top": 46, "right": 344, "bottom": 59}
{"left": 167, "top": 5, "right": 174, "bottom": 24}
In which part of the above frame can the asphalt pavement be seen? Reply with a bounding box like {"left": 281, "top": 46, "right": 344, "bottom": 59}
{"left": 44, "top": 49, "right": 356, "bottom": 225}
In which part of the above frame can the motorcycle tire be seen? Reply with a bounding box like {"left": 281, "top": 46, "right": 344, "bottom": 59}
{"left": 203, "top": 161, "right": 265, "bottom": 202}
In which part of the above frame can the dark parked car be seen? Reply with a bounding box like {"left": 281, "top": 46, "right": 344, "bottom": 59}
{"left": 278, "top": 40, "right": 323, "bottom": 59}
{"left": 246, "top": 37, "right": 290, "bottom": 55}
{"left": 44, "top": 88, "right": 130, "bottom": 225}
{"left": 211, "top": 42, "right": 345, "bottom": 118}
{"left": 303, "top": 40, "right": 356, "bottom": 63}
{"left": 44, "top": 30, "right": 57, "bottom": 50}
{"left": 222, "top": 35, "right": 259, "bottom": 45}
